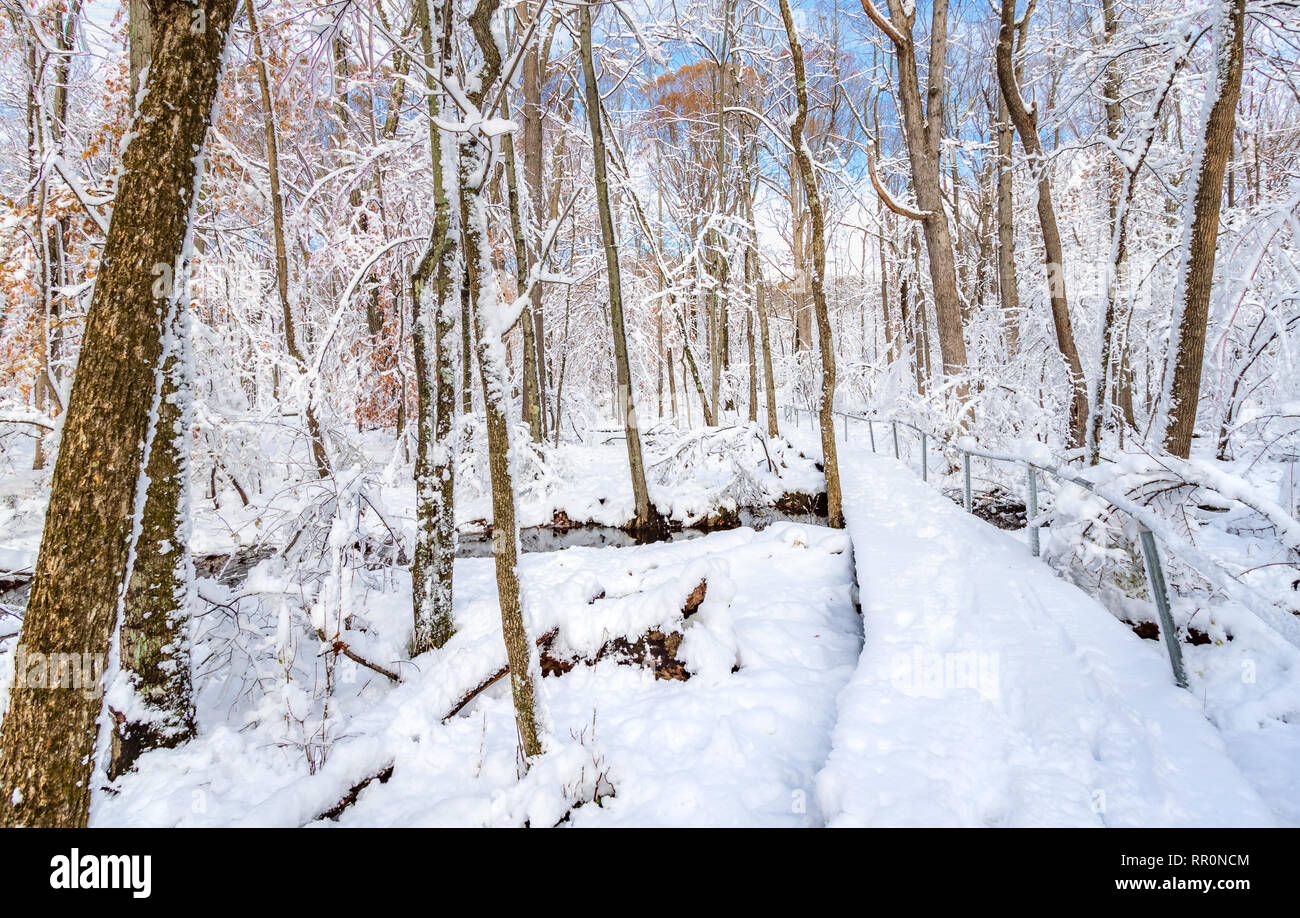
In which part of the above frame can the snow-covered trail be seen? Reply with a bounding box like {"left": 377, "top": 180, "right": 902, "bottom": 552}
{"left": 816, "top": 448, "right": 1278, "bottom": 827}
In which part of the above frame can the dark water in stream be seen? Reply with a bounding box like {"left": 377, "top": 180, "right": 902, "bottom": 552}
{"left": 455, "top": 506, "right": 824, "bottom": 558}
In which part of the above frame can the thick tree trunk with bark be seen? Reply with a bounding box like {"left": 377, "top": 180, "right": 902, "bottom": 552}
{"left": 1161, "top": 0, "right": 1247, "bottom": 459}
{"left": 107, "top": 0, "right": 196, "bottom": 782}
{"left": 410, "top": 0, "right": 458, "bottom": 654}
{"left": 862, "top": 0, "right": 968, "bottom": 412}
{"left": 0, "top": 0, "right": 237, "bottom": 827}
{"left": 110, "top": 300, "right": 197, "bottom": 780}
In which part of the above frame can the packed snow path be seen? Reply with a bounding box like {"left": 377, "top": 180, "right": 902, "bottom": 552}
{"left": 816, "top": 448, "right": 1278, "bottom": 827}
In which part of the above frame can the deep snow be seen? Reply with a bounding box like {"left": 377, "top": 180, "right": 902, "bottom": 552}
{"left": 2, "top": 430, "right": 1296, "bottom": 827}
{"left": 90, "top": 522, "right": 862, "bottom": 827}
{"left": 816, "top": 447, "right": 1287, "bottom": 827}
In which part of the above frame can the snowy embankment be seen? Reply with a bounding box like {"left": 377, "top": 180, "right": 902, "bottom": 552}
{"left": 93, "top": 522, "right": 860, "bottom": 827}
{"left": 816, "top": 448, "right": 1285, "bottom": 827}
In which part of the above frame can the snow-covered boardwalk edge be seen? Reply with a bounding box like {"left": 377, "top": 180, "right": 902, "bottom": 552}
{"left": 814, "top": 448, "right": 1279, "bottom": 828}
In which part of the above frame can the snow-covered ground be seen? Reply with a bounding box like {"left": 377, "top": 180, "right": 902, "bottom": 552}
{"left": 90, "top": 522, "right": 861, "bottom": 827}
{"left": 816, "top": 446, "right": 1295, "bottom": 827}
{"left": 2, "top": 425, "right": 1296, "bottom": 827}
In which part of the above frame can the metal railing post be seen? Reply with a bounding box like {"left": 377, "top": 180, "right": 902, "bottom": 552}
{"left": 1137, "top": 527, "right": 1189, "bottom": 688}
{"left": 964, "top": 453, "right": 972, "bottom": 513}
{"left": 868, "top": 419, "right": 876, "bottom": 453}
{"left": 921, "top": 432, "right": 928, "bottom": 482}
{"left": 1027, "top": 464, "right": 1040, "bottom": 558}
{"left": 892, "top": 421, "right": 900, "bottom": 459}
{"left": 842, "top": 413, "right": 848, "bottom": 442}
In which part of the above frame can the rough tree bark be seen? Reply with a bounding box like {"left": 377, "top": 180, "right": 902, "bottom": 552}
{"left": 861, "top": 0, "right": 969, "bottom": 411}
{"left": 110, "top": 0, "right": 196, "bottom": 779}
{"left": 0, "top": 0, "right": 238, "bottom": 827}
{"left": 409, "top": 0, "right": 458, "bottom": 654}
{"left": 1161, "top": 0, "right": 1247, "bottom": 459}
{"left": 780, "top": 0, "right": 843, "bottom": 529}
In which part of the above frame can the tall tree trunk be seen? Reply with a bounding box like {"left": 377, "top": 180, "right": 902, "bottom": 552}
{"left": 461, "top": 0, "right": 544, "bottom": 761}
{"left": 520, "top": 3, "right": 549, "bottom": 439}
{"left": 996, "top": 0, "right": 1088, "bottom": 449}
{"left": 110, "top": 292, "right": 197, "bottom": 780}
{"left": 0, "top": 0, "right": 237, "bottom": 827}
{"left": 1161, "top": 0, "right": 1247, "bottom": 459}
{"left": 862, "top": 0, "right": 969, "bottom": 413}
{"left": 994, "top": 89, "right": 1019, "bottom": 353}
{"left": 248, "top": 0, "right": 330, "bottom": 478}
{"left": 410, "top": 0, "right": 458, "bottom": 655}
{"left": 109, "top": 0, "right": 196, "bottom": 779}
{"left": 500, "top": 93, "right": 542, "bottom": 442}
{"left": 780, "top": 0, "right": 843, "bottom": 529}
{"left": 743, "top": 158, "right": 779, "bottom": 438}
{"left": 580, "top": 4, "right": 658, "bottom": 533}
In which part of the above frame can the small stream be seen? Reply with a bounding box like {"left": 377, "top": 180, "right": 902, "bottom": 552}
{"left": 0, "top": 505, "right": 827, "bottom": 613}
{"left": 455, "top": 506, "right": 825, "bottom": 558}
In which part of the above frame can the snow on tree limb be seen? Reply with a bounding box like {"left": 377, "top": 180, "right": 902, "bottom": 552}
{"left": 868, "top": 151, "right": 930, "bottom": 220}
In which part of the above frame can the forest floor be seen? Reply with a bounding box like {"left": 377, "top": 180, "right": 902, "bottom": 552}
{"left": 0, "top": 425, "right": 1296, "bottom": 826}
{"left": 92, "top": 521, "right": 862, "bottom": 827}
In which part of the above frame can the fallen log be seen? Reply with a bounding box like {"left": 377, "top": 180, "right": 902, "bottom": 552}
{"left": 315, "top": 764, "right": 395, "bottom": 822}
{"left": 441, "top": 579, "right": 709, "bottom": 722}
{"left": 442, "top": 628, "right": 561, "bottom": 723}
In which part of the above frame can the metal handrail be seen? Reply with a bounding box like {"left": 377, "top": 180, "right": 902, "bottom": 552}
{"left": 782, "top": 404, "right": 1300, "bottom": 685}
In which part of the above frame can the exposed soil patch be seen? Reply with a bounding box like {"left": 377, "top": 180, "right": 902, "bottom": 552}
{"left": 541, "top": 579, "right": 710, "bottom": 683}
{"left": 1127, "top": 619, "right": 1218, "bottom": 646}
{"left": 945, "top": 487, "right": 1028, "bottom": 531}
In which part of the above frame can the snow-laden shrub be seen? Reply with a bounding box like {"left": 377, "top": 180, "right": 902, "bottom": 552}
{"left": 1042, "top": 449, "right": 1300, "bottom": 642}
{"left": 644, "top": 424, "right": 824, "bottom": 524}
{"left": 453, "top": 413, "right": 553, "bottom": 518}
